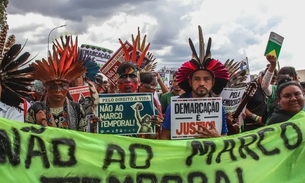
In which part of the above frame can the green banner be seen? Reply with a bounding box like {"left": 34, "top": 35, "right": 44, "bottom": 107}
{"left": 1, "top": 111, "right": 305, "bottom": 182}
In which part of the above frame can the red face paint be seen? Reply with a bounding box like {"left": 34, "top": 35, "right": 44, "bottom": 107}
{"left": 117, "top": 74, "right": 139, "bottom": 93}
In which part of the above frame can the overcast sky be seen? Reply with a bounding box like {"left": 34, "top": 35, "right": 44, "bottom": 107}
{"left": 6, "top": 0, "right": 304, "bottom": 74}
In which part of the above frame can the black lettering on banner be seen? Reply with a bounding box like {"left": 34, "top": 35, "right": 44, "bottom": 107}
{"left": 137, "top": 173, "right": 157, "bottom": 183}
{"left": 236, "top": 167, "right": 244, "bottom": 183}
{"left": 216, "top": 139, "right": 236, "bottom": 163}
{"left": 238, "top": 134, "right": 259, "bottom": 160}
{"left": 51, "top": 138, "right": 77, "bottom": 167}
{"left": 215, "top": 170, "right": 230, "bottom": 183}
{"left": 257, "top": 128, "right": 280, "bottom": 155}
{"left": 25, "top": 135, "right": 50, "bottom": 169}
{"left": 129, "top": 143, "right": 153, "bottom": 169}
{"left": 102, "top": 144, "right": 126, "bottom": 170}
{"left": 186, "top": 141, "right": 216, "bottom": 166}
{"left": 0, "top": 128, "right": 20, "bottom": 166}
{"left": 21, "top": 126, "right": 45, "bottom": 134}
{"left": 107, "top": 176, "right": 133, "bottom": 183}
{"left": 161, "top": 175, "right": 182, "bottom": 183}
{"left": 280, "top": 122, "right": 302, "bottom": 150}
{"left": 40, "top": 177, "right": 101, "bottom": 183}
{"left": 187, "top": 172, "right": 208, "bottom": 183}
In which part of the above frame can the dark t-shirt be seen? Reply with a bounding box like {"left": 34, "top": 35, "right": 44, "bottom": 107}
{"left": 245, "top": 80, "right": 267, "bottom": 124}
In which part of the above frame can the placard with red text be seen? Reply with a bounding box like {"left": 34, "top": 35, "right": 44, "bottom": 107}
{"left": 170, "top": 97, "right": 222, "bottom": 139}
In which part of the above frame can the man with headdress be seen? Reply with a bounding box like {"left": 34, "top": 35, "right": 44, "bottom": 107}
{"left": 0, "top": 26, "right": 34, "bottom": 122}
{"left": 160, "top": 26, "right": 230, "bottom": 139}
{"left": 25, "top": 35, "right": 91, "bottom": 131}
{"left": 114, "top": 31, "right": 162, "bottom": 138}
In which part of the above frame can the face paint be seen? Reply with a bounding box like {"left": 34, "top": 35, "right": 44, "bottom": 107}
{"left": 117, "top": 74, "right": 139, "bottom": 93}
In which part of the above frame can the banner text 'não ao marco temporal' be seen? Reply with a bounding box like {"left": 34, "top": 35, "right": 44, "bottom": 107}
{"left": 1, "top": 111, "right": 305, "bottom": 182}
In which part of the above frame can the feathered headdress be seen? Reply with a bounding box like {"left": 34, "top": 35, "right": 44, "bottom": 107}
{"left": 118, "top": 32, "right": 150, "bottom": 72}
{"left": 77, "top": 51, "right": 100, "bottom": 82}
{"left": 224, "top": 59, "right": 248, "bottom": 88}
{"left": 0, "top": 24, "right": 35, "bottom": 109}
{"left": 32, "top": 35, "right": 86, "bottom": 84}
{"left": 176, "top": 25, "right": 230, "bottom": 95}
{"left": 131, "top": 27, "right": 157, "bottom": 71}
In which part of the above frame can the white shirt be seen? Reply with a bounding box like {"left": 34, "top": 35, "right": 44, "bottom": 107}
{"left": 0, "top": 101, "right": 30, "bottom": 122}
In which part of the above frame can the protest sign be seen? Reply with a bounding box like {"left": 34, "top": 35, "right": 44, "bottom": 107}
{"left": 69, "top": 86, "right": 91, "bottom": 103}
{"left": 264, "top": 32, "right": 284, "bottom": 58}
{"left": 159, "top": 72, "right": 170, "bottom": 87}
{"left": 99, "top": 41, "right": 132, "bottom": 85}
{"left": 221, "top": 87, "right": 245, "bottom": 113}
{"left": 170, "top": 97, "right": 223, "bottom": 139}
{"left": 1, "top": 111, "right": 305, "bottom": 182}
{"left": 97, "top": 93, "right": 155, "bottom": 135}
{"left": 80, "top": 44, "right": 113, "bottom": 66}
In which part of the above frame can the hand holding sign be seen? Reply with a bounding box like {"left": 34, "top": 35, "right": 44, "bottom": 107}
{"left": 266, "top": 55, "right": 277, "bottom": 66}
{"left": 196, "top": 123, "right": 221, "bottom": 138}
{"left": 264, "top": 32, "right": 284, "bottom": 59}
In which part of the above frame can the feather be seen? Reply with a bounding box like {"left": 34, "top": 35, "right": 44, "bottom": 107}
{"left": 204, "top": 38, "right": 212, "bottom": 61}
{"left": 4, "top": 52, "right": 30, "bottom": 71}
{"left": 119, "top": 38, "right": 130, "bottom": 61}
{"left": 3, "top": 34, "right": 15, "bottom": 55}
{"left": 1, "top": 44, "right": 21, "bottom": 69}
{"left": 137, "top": 43, "right": 150, "bottom": 67}
{"left": 224, "top": 59, "right": 248, "bottom": 88}
{"left": 131, "top": 35, "right": 139, "bottom": 62}
{"left": 198, "top": 25, "right": 204, "bottom": 64}
{"left": 188, "top": 38, "right": 200, "bottom": 64}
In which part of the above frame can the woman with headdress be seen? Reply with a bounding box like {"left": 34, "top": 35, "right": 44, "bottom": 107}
{"left": 25, "top": 35, "right": 98, "bottom": 132}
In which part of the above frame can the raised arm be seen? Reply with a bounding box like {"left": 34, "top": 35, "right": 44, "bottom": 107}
{"left": 261, "top": 55, "right": 277, "bottom": 96}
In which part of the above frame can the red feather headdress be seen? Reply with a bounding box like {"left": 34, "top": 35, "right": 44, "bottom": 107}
{"left": 119, "top": 33, "right": 150, "bottom": 70}
{"left": 176, "top": 25, "right": 229, "bottom": 95}
{"left": 32, "top": 35, "right": 86, "bottom": 84}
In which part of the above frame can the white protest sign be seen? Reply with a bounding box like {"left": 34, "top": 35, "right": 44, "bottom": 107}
{"left": 170, "top": 97, "right": 222, "bottom": 139}
{"left": 221, "top": 87, "right": 245, "bottom": 113}
{"left": 80, "top": 44, "right": 113, "bottom": 66}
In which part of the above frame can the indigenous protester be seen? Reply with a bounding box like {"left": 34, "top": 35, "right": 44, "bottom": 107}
{"left": 70, "top": 55, "right": 100, "bottom": 115}
{"left": 261, "top": 55, "right": 299, "bottom": 124}
{"left": 159, "top": 71, "right": 184, "bottom": 114}
{"left": 243, "top": 69, "right": 269, "bottom": 131}
{"left": 27, "top": 80, "right": 45, "bottom": 104}
{"left": 113, "top": 32, "right": 162, "bottom": 138}
{"left": 222, "top": 59, "right": 248, "bottom": 135}
{"left": 267, "top": 76, "right": 304, "bottom": 125}
{"left": 160, "top": 26, "right": 229, "bottom": 139}
{"left": 0, "top": 26, "right": 34, "bottom": 122}
{"left": 25, "top": 35, "right": 98, "bottom": 132}
{"left": 94, "top": 73, "right": 109, "bottom": 93}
